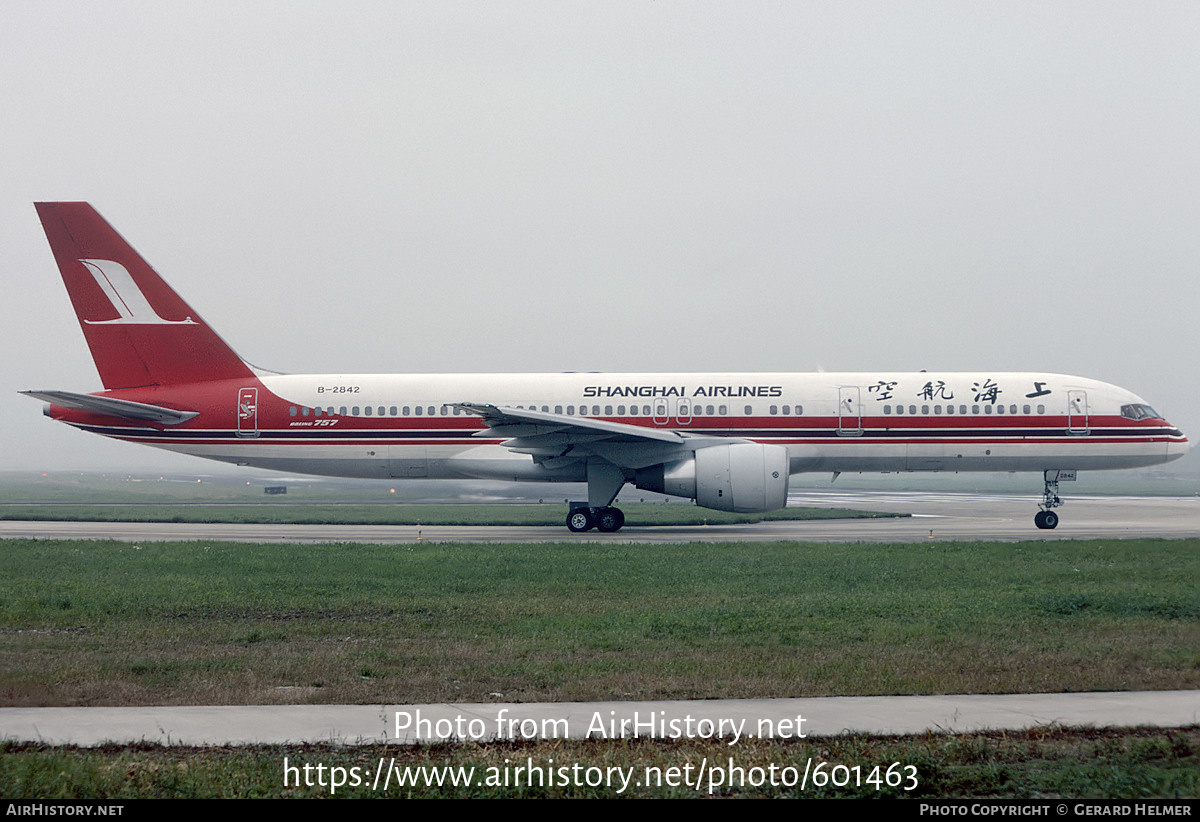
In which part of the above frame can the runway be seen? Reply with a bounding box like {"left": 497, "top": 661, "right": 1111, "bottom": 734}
{"left": 3, "top": 691, "right": 1197, "bottom": 747}
{"left": 1, "top": 492, "right": 1197, "bottom": 543}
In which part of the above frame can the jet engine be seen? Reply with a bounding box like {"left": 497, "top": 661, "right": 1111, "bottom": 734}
{"left": 634, "top": 442, "right": 789, "bottom": 513}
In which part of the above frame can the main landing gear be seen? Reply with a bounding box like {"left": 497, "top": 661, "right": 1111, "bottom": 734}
{"left": 566, "top": 505, "right": 625, "bottom": 533}
{"left": 567, "top": 459, "right": 630, "bottom": 533}
{"left": 1034, "top": 469, "right": 1068, "bottom": 530}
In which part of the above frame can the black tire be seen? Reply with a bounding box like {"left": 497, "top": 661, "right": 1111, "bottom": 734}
{"left": 1041, "top": 510, "right": 1059, "bottom": 529}
{"left": 1034, "top": 510, "right": 1047, "bottom": 529}
{"left": 596, "top": 507, "right": 625, "bottom": 532}
{"left": 567, "top": 509, "right": 594, "bottom": 532}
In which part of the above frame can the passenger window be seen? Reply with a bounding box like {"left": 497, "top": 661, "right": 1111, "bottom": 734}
{"left": 744, "top": 405, "right": 753, "bottom": 415}
{"left": 884, "top": 405, "right": 892, "bottom": 415}
{"left": 364, "top": 406, "right": 373, "bottom": 416}
{"left": 719, "top": 405, "right": 727, "bottom": 415}
{"left": 769, "top": 405, "right": 778, "bottom": 415}
{"left": 617, "top": 405, "right": 626, "bottom": 415}
{"left": 921, "top": 405, "right": 929, "bottom": 415}
{"left": 288, "top": 406, "right": 297, "bottom": 417}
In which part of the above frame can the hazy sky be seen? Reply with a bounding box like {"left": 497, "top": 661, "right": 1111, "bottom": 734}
{"left": 2, "top": 1, "right": 1197, "bottom": 474}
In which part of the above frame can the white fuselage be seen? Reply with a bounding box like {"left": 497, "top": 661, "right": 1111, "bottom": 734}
{"left": 82, "top": 371, "right": 1187, "bottom": 482}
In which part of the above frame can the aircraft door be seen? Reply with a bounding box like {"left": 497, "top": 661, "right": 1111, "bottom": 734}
{"left": 653, "top": 400, "right": 669, "bottom": 425}
{"left": 237, "top": 388, "right": 258, "bottom": 438}
{"left": 652, "top": 399, "right": 692, "bottom": 426}
{"left": 1067, "top": 390, "right": 1089, "bottom": 434}
{"left": 675, "top": 398, "right": 693, "bottom": 426}
{"left": 838, "top": 387, "right": 862, "bottom": 436}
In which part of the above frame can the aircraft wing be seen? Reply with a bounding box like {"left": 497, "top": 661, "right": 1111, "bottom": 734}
{"left": 450, "top": 402, "right": 737, "bottom": 470}
{"left": 21, "top": 390, "right": 199, "bottom": 425}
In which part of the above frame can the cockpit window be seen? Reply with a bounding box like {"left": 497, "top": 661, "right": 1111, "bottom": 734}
{"left": 1120, "top": 404, "right": 1160, "bottom": 421}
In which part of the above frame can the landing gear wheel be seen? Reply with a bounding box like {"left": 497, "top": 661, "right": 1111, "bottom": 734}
{"left": 566, "top": 508, "right": 594, "bottom": 532}
{"left": 595, "top": 507, "right": 625, "bottom": 533}
{"left": 1034, "top": 510, "right": 1059, "bottom": 530}
{"left": 1036, "top": 470, "right": 1065, "bottom": 530}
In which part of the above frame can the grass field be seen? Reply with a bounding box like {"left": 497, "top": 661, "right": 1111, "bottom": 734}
{"left": 2, "top": 538, "right": 1196, "bottom": 706}
{"left": 3, "top": 728, "right": 1197, "bottom": 798}
{"left": 2, "top": 536, "right": 1196, "bottom": 798}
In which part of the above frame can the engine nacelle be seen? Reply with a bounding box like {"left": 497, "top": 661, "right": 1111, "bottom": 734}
{"left": 634, "top": 443, "right": 790, "bottom": 513}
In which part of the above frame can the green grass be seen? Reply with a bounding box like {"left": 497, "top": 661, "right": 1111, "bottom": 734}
{"left": 2, "top": 728, "right": 1196, "bottom": 798}
{"left": 2, "top": 536, "right": 1196, "bottom": 799}
{"left": 1, "top": 538, "right": 1196, "bottom": 706}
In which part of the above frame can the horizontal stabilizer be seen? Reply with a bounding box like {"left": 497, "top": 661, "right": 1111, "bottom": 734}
{"left": 21, "top": 390, "right": 199, "bottom": 425}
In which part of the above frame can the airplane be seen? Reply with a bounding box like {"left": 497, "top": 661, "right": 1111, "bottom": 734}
{"left": 23, "top": 202, "right": 1189, "bottom": 532}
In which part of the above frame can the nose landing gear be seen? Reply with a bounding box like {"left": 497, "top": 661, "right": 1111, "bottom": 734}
{"left": 1034, "top": 469, "right": 1073, "bottom": 529}
{"left": 1034, "top": 509, "right": 1059, "bottom": 529}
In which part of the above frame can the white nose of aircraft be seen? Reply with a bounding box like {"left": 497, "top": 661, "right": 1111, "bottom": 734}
{"left": 1166, "top": 432, "right": 1190, "bottom": 461}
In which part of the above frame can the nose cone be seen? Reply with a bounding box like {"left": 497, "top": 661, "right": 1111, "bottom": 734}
{"left": 1165, "top": 425, "right": 1189, "bottom": 463}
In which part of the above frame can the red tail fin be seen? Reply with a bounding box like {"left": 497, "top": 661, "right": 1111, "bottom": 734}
{"left": 35, "top": 202, "right": 255, "bottom": 389}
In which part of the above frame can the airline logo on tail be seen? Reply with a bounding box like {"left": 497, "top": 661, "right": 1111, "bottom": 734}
{"left": 78, "top": 258, "right": 196, "bottom": 325}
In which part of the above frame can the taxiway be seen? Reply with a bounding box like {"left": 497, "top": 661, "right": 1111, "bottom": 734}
{"left": 1, "top": 492, "right": 1196, "bottom": 543}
